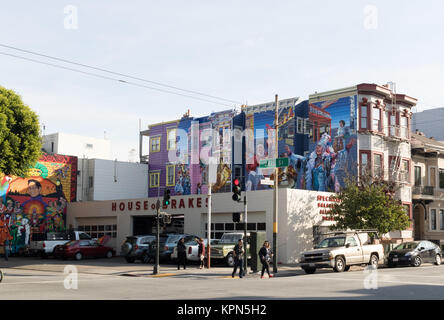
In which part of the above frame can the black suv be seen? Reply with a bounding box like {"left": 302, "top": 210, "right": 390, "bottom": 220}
{"left": 121, "top": 235, "right": 156, "bottom": 263}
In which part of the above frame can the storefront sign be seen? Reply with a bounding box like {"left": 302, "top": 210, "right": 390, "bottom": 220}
{"left": 316, "top": 195, "right": 340, "bottom": 221}
{"left": 111, "top": 197, "right": 208, "bottom": 212}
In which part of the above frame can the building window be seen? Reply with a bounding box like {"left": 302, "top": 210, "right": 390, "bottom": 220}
{"left": 414, "top": 166, "right": 421, "bottom": 187}
{"left": 431, "top": 209, "right": 437, "bottom": 230}
{"left": 400, "top": 116, "right": 408, "bottom": 139}
{"left": 150, "top": 137, "right": 161, "bottom": 153}
{"left": 401, "top": 159, "right": 410, "bottom": 183}
{"left": 372, "top": 107, "right": 381, "bottom": 132}
{"left": 166, "top": 165, "right": 175, "bottom": 186}
{"left": 51, "top": 142, "right": 54, "bottom": 153}
{"left": 167, "top": 128, "right": 176, "bottom": 151}
{"left": 440, "top": 210, "right": 444, "bottom": 231}
{"left": 297, "top": 117, "right": 304, "bottom": 134}
{"left": 360, "top": 151, "right": 370, "bottom": 176}
{"left": 149, "top": 172, "right": 160, "bottom": 188}
{"left": 439, "top": 169, "right": 444, "bottom": 189}
{"left": 373, "top": 153, "right": 383, "bottom": 179}
{"left": 389, "top": 112, "right": 398, "bottom": 137}
{"left": 360, "top": 105, "right": 368, "bottom": 130}
{"left": 257, "top": 223, "right": 266, "bottom": 231}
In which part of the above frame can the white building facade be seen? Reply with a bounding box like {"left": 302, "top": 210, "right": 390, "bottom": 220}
{"left": 43, "top": 132, "right": 112, "bottom": 160}
{"left": 77, "top": 158, "right": 148, "bottom": 202}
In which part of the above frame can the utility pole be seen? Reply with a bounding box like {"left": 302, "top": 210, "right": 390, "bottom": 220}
{"left": 273, "top": 94, "right": 279, "bottom": 274}
{"left": 153, "top": 199, "right": 160, "bottom": 275}
{"left": 243, "top": 191, "right": 248, "bottom": 276}
{"left": 207, "top": 183, "right": 212, "bottom": 269}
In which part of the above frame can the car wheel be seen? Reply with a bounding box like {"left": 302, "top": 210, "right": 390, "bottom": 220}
{"left": 106, "top": 251, "right": 113, "bottom": 259}
{"left": 333, "top": 256, "right": 346, "bottom": 272}
{"left": 412, "top": 255, "right": 422, "bottom": 267}
{"left": 369, "top": 254, "right": 379, "bottom": 269}
{"left": 125, "top": 256, "right": 136, "bottom": 263}
{"left": 344, "top": 266, "right": 351, "bottom": 272}
{"left": 75, "top": 252, "right": 83, "bottom": 261}
{"left": 302, "top": 267, "right": 316, "bottom": 274}
{"left": 0, "top": 270, "right": 3, "bottom": 282}
{"left": 226, "top": 253, "right": 234, "bottom": 267}
{"left": 435, "top": 254, "right": 442, "bottom": 266}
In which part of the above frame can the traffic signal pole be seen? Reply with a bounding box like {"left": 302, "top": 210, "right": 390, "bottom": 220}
{"left": 153, "top": 200, "right": 160, "bottom": 275}
{"left": 207, "top": 183, "right": 212, "bottom": 269}
{"left": 273, "top": 94, "right": 279, "bottom": 274}
{"left": 243, "top": 191, "right": 248, "bottom": 276}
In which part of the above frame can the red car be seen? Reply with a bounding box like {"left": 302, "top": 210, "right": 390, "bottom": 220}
{"left": 54, "top": 236, "right": 115, "bottom": 260}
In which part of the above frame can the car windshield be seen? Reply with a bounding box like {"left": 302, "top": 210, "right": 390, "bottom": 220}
{"left": 47, "top": 232, "right": 69, "bottom": 240}
{"left": 393, "top": 242, "right": 419, "bottom": 250}
{"left": 166, "top": 235, "right": 183, "bottom": 244}
{"left": 219, "top": 234, "right": 242, "bottom": 244}
{"left": 317, "top": 237, "right": 346, "bottom": 248}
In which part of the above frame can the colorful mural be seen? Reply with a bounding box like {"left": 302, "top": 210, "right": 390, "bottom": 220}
{"left": 0, "top": 153, "right": 77, "bottom": 254}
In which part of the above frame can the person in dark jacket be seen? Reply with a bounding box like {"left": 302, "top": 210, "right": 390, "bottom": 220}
{"left": 197, "top": 238, "right": 205, "bottom": 269}
{"left": 177, "top": 238, "right": 187, "bottom": 270}
{"left": 231, "top": 239, "right": 245, "bottom": 278}
{"left": 259, "top": 241, "right": 273, "bottom": 278}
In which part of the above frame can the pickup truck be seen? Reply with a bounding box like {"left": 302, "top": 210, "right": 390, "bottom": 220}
{"left": 299, "top": 230, "right": 384, "bottom": 274}
{"left": 210, "top": 232, "right": 250, "bottom": 267}
{"left": 29, "top": 231, "right": 92, "bottom": 258}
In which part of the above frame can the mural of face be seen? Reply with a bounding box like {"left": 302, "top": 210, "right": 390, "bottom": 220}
{"left": 27, "top": 181, "right": 42, "bottom": 198}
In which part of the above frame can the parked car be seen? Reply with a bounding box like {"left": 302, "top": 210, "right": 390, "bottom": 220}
{"left": 29, "top": 231, "right": 92, "bottom": 258}
{"left": 147, "top": 233, "right": 200, "bottom": 262}
{"left": 210, "top": 232, "right": 250, "bottom": 267}
{"left": 299, "top": 230, "right": 384, "bottom": 274}
{"left": 171, "top": 238, "right": 217, "bottom": 262}
{"left": 121, "top": 235, "right": 156, "bottom": 263}
{"left": 54, "top": 236, "right": 114, "bottom": 260}
{"left": 387, "top": 240, "right": 442, "bottom": 268}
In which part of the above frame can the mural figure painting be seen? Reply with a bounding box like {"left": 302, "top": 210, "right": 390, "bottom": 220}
{"left": 0, "top": 154, "right": 77, "bottom": 255}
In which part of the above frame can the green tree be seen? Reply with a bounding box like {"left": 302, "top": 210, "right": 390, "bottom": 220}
{"left": 328, "top": 173, "right": 410, "bottom": 236}
{"left": 0, "top": 86, "right": 42, "bottom": 176}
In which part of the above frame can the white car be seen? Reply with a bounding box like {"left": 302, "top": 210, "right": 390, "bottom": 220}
{"left": 171, "top": 239, "right": 215, "bottom": 261}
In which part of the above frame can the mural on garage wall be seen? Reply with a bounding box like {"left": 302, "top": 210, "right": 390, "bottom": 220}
{"left": 0, "top": 153, "right": 77, "bottom": 253}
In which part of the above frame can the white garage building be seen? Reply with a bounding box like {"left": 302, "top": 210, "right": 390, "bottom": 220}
{"left": 67, "top": 189, "right": 336, "bottom": 264}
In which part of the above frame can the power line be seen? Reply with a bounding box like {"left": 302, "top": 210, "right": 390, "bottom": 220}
{"left": 0, "top": 43, "right": 242, "bottom": 105}
{"left": 0, "top": 51, "right": 235, "bottom": 108}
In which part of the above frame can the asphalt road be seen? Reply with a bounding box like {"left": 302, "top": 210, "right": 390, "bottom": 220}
{"left": 0, "top": 257, "right": 443, "bottom": 299}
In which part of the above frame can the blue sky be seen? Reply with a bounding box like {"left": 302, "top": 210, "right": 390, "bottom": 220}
{"left": 1, "top": 1, "right": 443, "bottom": 160}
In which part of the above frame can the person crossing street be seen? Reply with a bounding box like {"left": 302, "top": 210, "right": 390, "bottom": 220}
{"left": 259, "top": 241, "right": 273, "bottom": 279}
{"left": 231, "top": 239, "right": 245, "bottom": 278}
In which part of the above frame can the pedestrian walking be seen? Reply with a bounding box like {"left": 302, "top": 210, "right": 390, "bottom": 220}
{"left": 231, "top": 239, "right": 245, "bottom": 278}
{"left": 177, "top": 238, "right": 187, "bottom": 270}
{"left": 0, "top": 218, "right": 12, "bottom": 261}
{"left": 259, "top": 241, "right": 273, "bottom": 278}
{"left": 197, "top": 238, "right": 205, "bottom": 269}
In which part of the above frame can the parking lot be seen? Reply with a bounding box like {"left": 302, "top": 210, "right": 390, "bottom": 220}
{"left": 1, "top": 256, "right": 443, "bottom": 299}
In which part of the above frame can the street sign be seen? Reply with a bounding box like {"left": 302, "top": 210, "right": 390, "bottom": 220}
{"left": 260, "top": 178, "right": 274, "bottom": 185}
{"left": 259, "top": 157, "right": 289, "bottom": 169}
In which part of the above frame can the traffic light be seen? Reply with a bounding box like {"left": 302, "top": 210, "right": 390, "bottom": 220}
{"left": 232, "top": 178, "right": 242, "bottom": 202}
{"left": 163, "top": 189, "right": 171, "bottom": 206}
{"left": 232, "top": 212, "right": 241, "bottom": 223}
